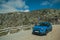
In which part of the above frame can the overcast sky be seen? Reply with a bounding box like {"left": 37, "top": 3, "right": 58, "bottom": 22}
{"left": 0, "top": 0, "right": 60, "bottom": 13}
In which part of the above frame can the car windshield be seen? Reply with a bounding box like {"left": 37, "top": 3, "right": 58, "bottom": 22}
{"left": 38, "top": 22, "right": 49, "bottom": 26}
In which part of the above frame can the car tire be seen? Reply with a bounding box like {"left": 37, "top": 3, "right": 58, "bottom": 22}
{"left": 43, "top": 30, "right": 47, "bottom": 35}
{"left": 32, "top": 31, "right": 35, "bottom": 34}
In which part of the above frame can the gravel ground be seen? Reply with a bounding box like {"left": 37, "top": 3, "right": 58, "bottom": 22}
{"left": 0, "top": 25, "right": 60, "bottom": 40}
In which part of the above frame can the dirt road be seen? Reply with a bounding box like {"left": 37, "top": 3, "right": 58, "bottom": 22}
{"left": 0, "top": 25, "right": 60, "bottom": 40}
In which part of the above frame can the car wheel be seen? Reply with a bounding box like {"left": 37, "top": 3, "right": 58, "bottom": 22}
{"left": 43, "top": 32, "right": 47, "bottom": 35}
{"left": 32, "top": 31, "right": 35, "bottom": 34}
{"left": 43, "top": 30, "right": 47, "bottom": 35}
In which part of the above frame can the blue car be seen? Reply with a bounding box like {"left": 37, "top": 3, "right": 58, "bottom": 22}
{"left": 32, "top": 22, "right": 52, "bottom": 35}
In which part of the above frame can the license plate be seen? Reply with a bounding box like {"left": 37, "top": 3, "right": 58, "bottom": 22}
{"left": 35, "top": 31, "right": 39, "bottom": 32}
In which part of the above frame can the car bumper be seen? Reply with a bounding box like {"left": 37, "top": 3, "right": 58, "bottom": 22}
{"left": 33, "top": 30, "right": 46, "bottom": 34}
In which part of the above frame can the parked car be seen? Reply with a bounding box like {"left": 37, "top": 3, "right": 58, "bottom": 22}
{"left": 32, "top": 22, "right": 52, "bottom": 35}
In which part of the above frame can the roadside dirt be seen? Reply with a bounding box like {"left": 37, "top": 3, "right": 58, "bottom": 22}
{"left": 0, "top": 25, "right": 60, "bottom": 40}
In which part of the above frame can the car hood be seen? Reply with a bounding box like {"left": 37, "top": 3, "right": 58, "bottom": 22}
{"left": 33, "top": 26, "right": 47, "bottom": 30}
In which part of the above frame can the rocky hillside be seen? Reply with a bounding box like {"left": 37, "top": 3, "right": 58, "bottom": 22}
{"left": 0, "top": 9, "right": 60, "bottom": 28}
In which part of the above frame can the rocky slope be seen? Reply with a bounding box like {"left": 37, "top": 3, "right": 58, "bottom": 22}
{"left": 0, "top": 9, "right": 60, "bottom": 28}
